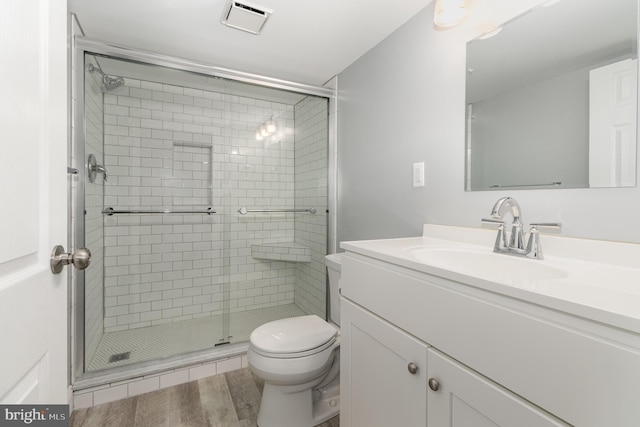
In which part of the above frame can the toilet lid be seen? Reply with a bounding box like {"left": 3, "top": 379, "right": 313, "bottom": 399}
{"left": 250, "top": 315, "right": 338, "bottom": 354}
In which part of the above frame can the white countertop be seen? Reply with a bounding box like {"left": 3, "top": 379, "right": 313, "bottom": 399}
{"left": 341, "top": 224, "right": 640, "bottom": 334}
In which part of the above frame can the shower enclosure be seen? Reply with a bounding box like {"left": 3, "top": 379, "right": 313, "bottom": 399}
{"left": 73, "top": 43, "right": 333, "bottom": 384}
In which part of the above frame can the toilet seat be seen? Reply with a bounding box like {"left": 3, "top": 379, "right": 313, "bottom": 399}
{"left": 250, "top": 315, "right": 338, "bottom": 359}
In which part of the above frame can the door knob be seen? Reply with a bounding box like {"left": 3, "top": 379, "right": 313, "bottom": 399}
{"left": 428, "top": 378, "right": 440, "bottom": 391}
{"left": 50, "top": 245, "right": 91, "bottom": 274}
{"left": 407, "top": 362, "right": 419, "bottom": 375}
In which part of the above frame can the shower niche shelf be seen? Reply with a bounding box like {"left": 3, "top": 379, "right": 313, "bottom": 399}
{"left": 251, "top": 242, "right": 312, "bottom": 263}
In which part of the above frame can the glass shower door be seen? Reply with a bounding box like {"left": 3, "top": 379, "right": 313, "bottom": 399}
{"left": 81, "top": 53, "right": 229, "bottom": 372}
{"left": 77, "top": 51, "right": 331, "bottom": 376}
{"left": 222, "top": 79, "right": 330, "bottom": 344}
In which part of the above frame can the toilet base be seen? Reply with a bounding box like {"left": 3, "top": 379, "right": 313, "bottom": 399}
{"left": 313, "top": 381, "right": 340, "bottom": 425}
{"left": 257, "top": 379, "right": 340, "bottom": 427}
{"left": 257, "top": 383, "right": 312, "bottom": 427}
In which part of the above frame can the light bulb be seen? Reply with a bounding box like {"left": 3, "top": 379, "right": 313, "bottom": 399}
{"left": 434, "top": 0, "right": 468, "bottom": 28}
{"left": 260, "top": 126, "right": 268, "bottom": 137}
{"left": 265, "top": 118, "right": 277, "bottom": 134}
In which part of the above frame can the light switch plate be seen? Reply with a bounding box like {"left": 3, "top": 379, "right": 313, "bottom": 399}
{"left": 413, "top": 162, "right": 424, "bottom": 187}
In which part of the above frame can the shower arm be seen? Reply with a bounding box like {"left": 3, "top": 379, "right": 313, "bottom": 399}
{"left": 87, "top": 62, "right": 125, "bottom": 90}
{"left": 87, "top": 63, "right": 106, "bottom": 77}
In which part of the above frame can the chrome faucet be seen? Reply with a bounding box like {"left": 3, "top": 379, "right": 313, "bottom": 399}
{"left": 482, "top": 197, "right": 561, "bottom": 260}
{"left": 490, "top": 197, "right": 525, "bottom": 251}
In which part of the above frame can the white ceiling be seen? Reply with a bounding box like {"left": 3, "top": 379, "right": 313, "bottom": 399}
{"left": 68, "top": 0, "right": 433, "bottom": 87}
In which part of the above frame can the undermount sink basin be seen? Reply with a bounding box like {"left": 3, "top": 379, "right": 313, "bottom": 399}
{"left": 413, "top": 248, "right": 568, "bottom": 282}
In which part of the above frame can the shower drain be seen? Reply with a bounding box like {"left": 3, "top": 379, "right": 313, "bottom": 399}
{"left": 108, "top": 351, "right": 131, "bottom": 363}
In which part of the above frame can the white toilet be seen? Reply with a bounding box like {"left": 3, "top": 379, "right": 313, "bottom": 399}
{"left": 248, "top": 253, "right": 342, "bottom": 427}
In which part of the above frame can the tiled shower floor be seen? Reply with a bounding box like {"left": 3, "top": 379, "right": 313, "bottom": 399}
{"left": 87, "top": 304, "right": 306, "bottom": 372}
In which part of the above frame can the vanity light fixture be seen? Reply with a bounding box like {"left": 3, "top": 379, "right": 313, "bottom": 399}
{"left": 434, "top": 0, "right": 469, "bottom": 28}
{"left": 256, "top": 116, "right": 278, "bottom": 140}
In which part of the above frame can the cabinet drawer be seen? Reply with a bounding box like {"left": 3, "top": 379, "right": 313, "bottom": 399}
{"left": 342, "top": 252, "right": 640, "bottom": 427}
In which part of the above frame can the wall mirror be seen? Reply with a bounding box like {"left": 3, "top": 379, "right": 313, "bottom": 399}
{"left": 465, "top": 0, "right": 638, "bottom": 191}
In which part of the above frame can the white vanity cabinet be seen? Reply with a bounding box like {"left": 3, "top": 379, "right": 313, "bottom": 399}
{"left": 339, "top": 248, "right": 640, "bottom": 427}
{"left": 341, "top": 296, "right": 566, "bottom": 427}
{"left": 340, "top": 297, "right": 428, "bottom": 427}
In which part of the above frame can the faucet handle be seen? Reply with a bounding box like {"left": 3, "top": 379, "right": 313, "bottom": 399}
{"left": 88, "top": 154, "right": 108, "bottom": 183}
{"left": 481, "top": 218, "right": 505, "bottom": 228}
{"left": 525, "top": 223, "right": 561, "bottom": 260}
{"left": 529, "top": 222, "right": 562, "bottom": 233}
{"left": 481, "top": 218, "right": 508, "bottom": 251}
{"left": 525, "top": 228, "right": 543, "bottom": 259}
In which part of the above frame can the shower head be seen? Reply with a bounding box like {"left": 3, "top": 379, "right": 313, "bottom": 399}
{"left": 87, "top": 63, "right": 125, "bottom": 91}
{"left": 102, "top": 74, "right": 125, "bottom": 91}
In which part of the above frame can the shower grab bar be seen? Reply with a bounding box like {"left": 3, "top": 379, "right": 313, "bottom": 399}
{"left": 237, "top": 207, "right": 317, "bottom": 215}
{"left": 102, "top": 207, "right": 215, "bottom": 215}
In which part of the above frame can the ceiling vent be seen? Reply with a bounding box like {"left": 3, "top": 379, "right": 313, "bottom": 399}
{"left": 221, "top": 0, "right": 273, "bottom": 35}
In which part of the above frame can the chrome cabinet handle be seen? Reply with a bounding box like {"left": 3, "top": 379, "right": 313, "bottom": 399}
{"left": 407, "top": 362, "right": 419, "bottom": 375}
{"left": 50, "top": 245, "right": 91, "bottom": 274}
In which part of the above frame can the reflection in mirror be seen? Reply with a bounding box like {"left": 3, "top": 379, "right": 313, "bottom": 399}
{"left": 465, "top": 0, "right": 638, "bottom": 191}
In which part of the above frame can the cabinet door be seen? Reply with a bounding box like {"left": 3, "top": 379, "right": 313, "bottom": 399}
{"left": 427, "top": 348, "right": 569, "bottom": 426}
{"left": 341, "top": 297, "right": 428, "bottom": 427}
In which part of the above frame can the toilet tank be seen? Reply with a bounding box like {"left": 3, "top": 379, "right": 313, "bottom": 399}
{"left": 325, "top": 253, "right": 342, "bottom": 326}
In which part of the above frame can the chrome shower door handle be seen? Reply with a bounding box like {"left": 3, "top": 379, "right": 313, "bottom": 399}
{"left": 50, "top": 245, "right": 91, "bottom": 274}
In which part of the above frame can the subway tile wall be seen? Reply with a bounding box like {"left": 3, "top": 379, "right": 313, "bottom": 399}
{"left": 97, "top": 76, "right": 327, "bottom": 332}
{"left": 294, "top": 97, "right": 329, "bottom": 317}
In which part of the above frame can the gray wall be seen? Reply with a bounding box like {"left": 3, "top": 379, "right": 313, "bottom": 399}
{"left": 337, "top": 0, "right": 640, "bottom": 245}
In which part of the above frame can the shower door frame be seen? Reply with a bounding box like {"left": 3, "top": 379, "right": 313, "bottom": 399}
{"left": 71, "top": 34, "right": 337, "bottom": 387}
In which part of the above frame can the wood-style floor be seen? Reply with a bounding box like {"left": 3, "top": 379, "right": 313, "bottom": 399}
{"left": 70, "top": 367, "right": 339, "bottom": 427}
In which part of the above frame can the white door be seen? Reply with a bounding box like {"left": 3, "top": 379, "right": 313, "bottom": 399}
{"left": 589, "top": 58, "right": 638, "bottom": 188}
{"left": 0, "top": 0, "right": 69, "bottom": 404}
